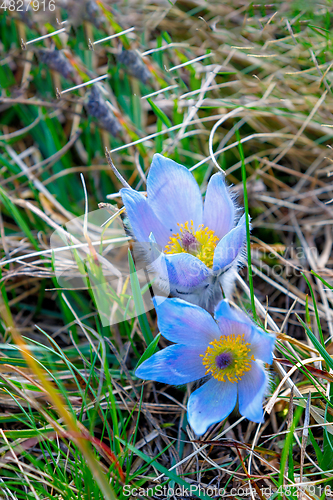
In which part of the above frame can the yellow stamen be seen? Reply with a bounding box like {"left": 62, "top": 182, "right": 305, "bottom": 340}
{"left": 164, "top": 220, "right": 219, "bottom": 268}
{"left": 201, "top": 334, "right": 254, "bottom": 383}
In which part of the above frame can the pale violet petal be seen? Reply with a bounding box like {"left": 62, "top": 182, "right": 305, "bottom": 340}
{"left": 213, "top": 215, "right": 247, "bottom": 273}
{"left": 150, "top": 252, "right": 211, "bottom": 290}
{"left": 215, "top": 300, "right": 253, "bottom": 341}
{"left": 215, "top": 301, "right": 275, "bottom": 363}
{"left": 249, "top": 327, "right": 275, "bottom": 364}
{"left": 154, "top": 296, "right": 220, "bottom": 347}
{"left": 147, "top": 154, "right": 203, "bottom": 234}
{"left": 203, "top": 173, "right": 235, "bottom": 239}
{"left": 238, "top": 361, "right": 268, "bottom": 423}
{"left": 214, "top": 299, "right": 251, "bottom": 325}
{"left": 120, "top": 188, "right": 170, "bottom": 247}
{"left": 135, "top": 344, "right": 205, "bottom": 385}
{"left": 216, "top": 316, "right": 252, "bottom": 342}
{"left": 217, "top": 318, "right": 274, "bottom": 364}
{"left": 187, "top": 378, "right": 237, "bottom": 435}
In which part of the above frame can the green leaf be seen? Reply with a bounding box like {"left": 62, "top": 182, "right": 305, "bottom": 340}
{"left": 147, "top": 98, "right": 173, "bottom": 129}
{"left": 128, "top": 249, "right": 154, "bottom": 345}
{"left": 0, "top": 187, "right": 38, "bottom": 250}
{"left": 309, "top": 428, "right": 323, "bottom": 465}
{"left": 296, "top": 313, "right": 333, "bottom": 371}
{"left": 116, "top": 436, "right": 209, "bottom": 499}
{"left": 278, "top": 405, "right": 303, "bottom": 500}
{"left": 302, "top": 273, "right": 324, "bottom": 346}
{"left": 305, "top": 294, "right": 311, "bottom": 326}
{"left": 311, "top": 270, "right": 333, "bottom": 290}
{"left": 236, "top": 128, "right": 256, "bottom": 321}
{"left": 136, "top": 333, "right": 160, "bottom": 369}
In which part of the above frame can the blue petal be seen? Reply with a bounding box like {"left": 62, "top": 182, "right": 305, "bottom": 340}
{"left": 135, "top": 344, "right": 206, "bottom": 385}
{"left": 217, "top": 318, "right": 274, "bottom": 363}
{"left": 154, "top": 296, "right": 220, "bottom": 347}
{"left": 203, "top": 173, "right": 235, "bottom": 239}
{"left": 214, "top": 299, "right": 251, "bottom": 325}
{"left": 250, "top": 327, "right": 275, "bottom": 364}
{"left": 121, "top": 188, "right": 170, "bottom": 247}
{"left": 216, "top": 316, "right": 252, "bottom": 342}
{"left": 213, "top": 215, "right": 247, "bottom": 273}
{"left": 238, "top": 361, "right": 268, "bottom": 423}
{"left": 187, "top": 378, "right": 237, "bottom": 435}
{"left": 151, "top": 252, "right": 210, "bottom": 289}
{"left": 147, "top": 154, "right": 203, "bottom": 234}
{"left": 215, "top": 301, "right": 275, "bottom": 364}
{"left": 215, "top": 301, "right": 253, "bottom": 340}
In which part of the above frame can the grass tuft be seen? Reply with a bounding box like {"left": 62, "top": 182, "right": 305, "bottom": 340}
{"left": 1, "top": 1, "right": 333, "bottom": 498}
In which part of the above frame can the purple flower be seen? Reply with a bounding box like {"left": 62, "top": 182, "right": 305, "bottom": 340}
{"left": 121, "top": 154, "right": 246, "bottom": 312}
{"left": 136, "top": 298, "right": 275, "bottom": 435}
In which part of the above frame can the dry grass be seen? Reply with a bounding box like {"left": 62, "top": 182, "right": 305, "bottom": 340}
{"left": 1, "top": 1, "right": 333, "bottom": 499}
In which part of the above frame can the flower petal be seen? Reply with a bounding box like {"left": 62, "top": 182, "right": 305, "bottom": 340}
{"left": 238, "top": 361, "right": 268, "bottom": 423}
{"left": 214, "top": 301, "right": 275, "bottom": 363}
{"left": 203, "top": 173, "right": 235, "bottom": 239}
{"left": 214, "top": 300, "right": 253, "bottom": 341}
{"left": 135, "top": 344, "right": 206, "bottom": 385}
{"left": 213, "top": 215, "right": 247, "bottom": 273}
{"left": 147, "top": 154, "right": 203, "bottom": 234}
{"left": 249, "top": 327, "right": 275, "bottom": 364}
{"left": 154, "top": 296, "right": 220, "bottom": 346}
{"left": 216, "top": 316, "right": 252, "bottom": 341}
{"left": 151, "top": 251, "right": 211, "bottom": 289}
{"left": 214, "top": 299, "right": 251, "bottom": 325}
{"left": 188, "top": 378, "right": 237, "bottom": 435}
{"left": 217, "top": 318, "right": 274, "bottom": 363}
{"left": 120, "top": 188, "right": 170, "bottom": 247}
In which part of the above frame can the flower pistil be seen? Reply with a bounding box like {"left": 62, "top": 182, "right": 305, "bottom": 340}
{"left": 201, "top": 334, "right": 254, "bottom": 383}
{"left": 164, "top": 220, "right": 219, "bottom": 268}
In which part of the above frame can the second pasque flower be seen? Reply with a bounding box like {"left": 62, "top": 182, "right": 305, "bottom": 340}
{"left": 121, "top": 154, "right": 246, "bottom": 312}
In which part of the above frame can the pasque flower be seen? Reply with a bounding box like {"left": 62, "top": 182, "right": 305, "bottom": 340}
{"left": 121, "top": 154, "right": 246, "bottom": 312}
{"left": 136, "top": 298, "right": 275, "bottom": 435}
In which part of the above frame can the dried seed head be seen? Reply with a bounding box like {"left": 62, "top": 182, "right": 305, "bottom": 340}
{"left": 117, "top": 50, "right": 151, "bottom": 84}
{"left": 85, "top": 1, "right": 106, "bottom": 29}
{"left": 85, "top": 85, "right": 122, "bottom": 137}
{"left": 17, "top": 10, "right": 34, "bottom": 29}
{"left": 57, "top": 0, "right": 105, "bottom": 28}
{"left": 38, "top": 49, "right": 74, "bottom": 80}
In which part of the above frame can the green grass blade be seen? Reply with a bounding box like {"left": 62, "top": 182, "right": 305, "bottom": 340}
{"left": 235, "top": 128, "right": 256, "bottom": 320}
{"left": 128, "top": 249, "right": 154, "bottom": 345}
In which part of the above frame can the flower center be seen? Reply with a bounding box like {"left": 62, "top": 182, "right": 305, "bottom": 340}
{"left": 164, "top": 220, "right": 219, "bottom": 268}
{"left": 201, "top": 334, "right": 254, "bottom": 383}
